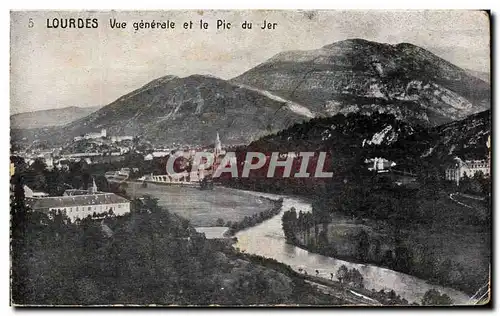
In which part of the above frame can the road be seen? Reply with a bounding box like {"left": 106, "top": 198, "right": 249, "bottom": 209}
{"left": 449, "top": 192, "right": 487, "bottom": 209}
{"left": 449, "top": 192, "right": 474, "bottom": 209}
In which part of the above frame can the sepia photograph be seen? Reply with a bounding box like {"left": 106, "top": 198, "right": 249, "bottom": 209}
{"left": 9, "top": 9, "right": 491, "bottom": 306}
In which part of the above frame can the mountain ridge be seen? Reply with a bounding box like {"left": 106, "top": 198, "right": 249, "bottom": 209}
{"left": 17, "top": 74, "right": 310, "bottom": 147}
{"left": 232, "top": 38, "right": 490, "bottom": 127}
{"left": 10, "top": 106, "right": 101, "bottom": 129}
{"left": 11, "top": 39, "right": 490, "bottom": 148}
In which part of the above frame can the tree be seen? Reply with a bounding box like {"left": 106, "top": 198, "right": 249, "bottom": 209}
{"left": 348, "top": 268, "right": 364, "bottom": 289}
{"left": 11, "top": 174, "right": 28, "bottom": 241}
{"left": 467, "top": 172, "right": 484, "bottom": 194}
{"left": 356, "top": 229, "right": 370, "bottom": 261}
{"left": 33, "top": 173, "right": 47, "bottom": 191}
{"left": 215, "top": 218, "right": 225, "bottom": 226}
{"left": 336, "top": 265, "right": 348, "bottom": 284}
{"left": 31, "top": 158, "right": 48, "bottom": 174}
{"left": 421, "top": 289, "right": 453, "bottom": 305}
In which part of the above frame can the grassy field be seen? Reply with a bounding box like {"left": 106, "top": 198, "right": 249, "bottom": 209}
{"left": 126, "top": 182, "right": 275, "bottom": 226}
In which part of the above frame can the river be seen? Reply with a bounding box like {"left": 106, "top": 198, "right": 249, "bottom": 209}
{"left": 223, "top": 187, "right": 471, "bottom": 305}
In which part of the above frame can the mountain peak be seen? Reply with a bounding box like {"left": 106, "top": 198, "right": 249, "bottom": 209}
{"left": 322, "top": 38, "right": 388, "bottom": 50}
{"left": 141, "top": 75, "right": 179, "bottom": 88}
{"left": 232, "top": 39, "right": 490, "bottom": 127}
{"left": 33, "top": 70, "right": 313, "bottom": 146}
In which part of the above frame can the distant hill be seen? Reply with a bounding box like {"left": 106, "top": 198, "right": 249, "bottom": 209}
{"left": 16, "top": 75, "right": 311, "bottom": 147}
{"left": 465, "top": 69, "right": 490, "bottom": 83}
{"left": 10, "top": 106, "right": 101, "bottom": 129}
{"left": 232, "top": 39, "right": 490, "bottom": 127}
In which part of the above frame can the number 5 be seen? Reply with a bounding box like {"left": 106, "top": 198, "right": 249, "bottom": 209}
{"left": 28, "top": 18, "right": 34, "bottom": 28}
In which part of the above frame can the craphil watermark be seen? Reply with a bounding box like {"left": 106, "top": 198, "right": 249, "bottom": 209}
{"left": 166, "top": 151, "right": 333, "bottom": 179}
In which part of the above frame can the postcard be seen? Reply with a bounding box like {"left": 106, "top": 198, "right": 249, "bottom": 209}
{"left": 9, "top": 10, "right": 491, "bottom": 306}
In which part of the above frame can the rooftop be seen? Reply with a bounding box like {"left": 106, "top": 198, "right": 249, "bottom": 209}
{"left": 27, "top": 193, "right": 130, "bottom": 210}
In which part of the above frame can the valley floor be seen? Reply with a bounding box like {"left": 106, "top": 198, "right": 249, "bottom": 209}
{"left": 125, "top": 182, "right": 275, "bottom": 227}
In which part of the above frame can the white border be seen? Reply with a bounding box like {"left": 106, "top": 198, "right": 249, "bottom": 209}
{"left": 1, "top": 1, "right": 498, "bottom": 315}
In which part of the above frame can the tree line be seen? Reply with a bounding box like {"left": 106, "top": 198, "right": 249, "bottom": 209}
{"left": 223, "top": 198, "right": 283, "bottom": 236}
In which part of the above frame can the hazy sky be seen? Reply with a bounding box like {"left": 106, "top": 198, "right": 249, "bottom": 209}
{"left": 10, "top": 10, "right": 490, "bottom": 114}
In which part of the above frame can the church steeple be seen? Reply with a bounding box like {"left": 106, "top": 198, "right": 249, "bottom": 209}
{"left": 213, "top": 132, "right": 222, "bottom": 174}
{"left": 487, "top": 135, "right": 491, "bottom": 166}
{"left": 91, "top": 177, "right": 98, "bottom": 194}
{"left": 215, "top": 132, "right": 222, "bottom": 154}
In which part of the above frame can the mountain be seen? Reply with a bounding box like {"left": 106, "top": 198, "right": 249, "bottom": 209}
{"left": 10, "top": 106, "right": 100, "bottom": 129}
{"left": 12, "top": 39, "right": 490, "bottom": 148}
{"left": 411, "top": 109, "right": 491, "bottom": 162}
{"left": 232, "top": 39, "right": 490, "bottom": 127}
{"left": 249, "top": 112, "right": 414, "bottom": 153}
{"left": 245, "top": 110, "right": 490, "bottom": 174}
{"left": 33, "top": 75, "right": 311, "bottom": 146}
{"left": 242, "top": 112, "right": 418, "bottom": 179}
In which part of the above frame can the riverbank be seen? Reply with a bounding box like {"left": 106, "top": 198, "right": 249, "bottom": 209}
{"left": 126, "top": 184, "right": 471, "bottom": 304}
{"left": 230, "top": 189, "right": 470, "bottom": 305}
{"left": 224, "top": 182, "right": 488, "bottom": 298}
{"left": 281, "top": 193, "right": 490, "bottom": 297}
{"left": 224, "top": 198, "right": 283, "bottom": 237}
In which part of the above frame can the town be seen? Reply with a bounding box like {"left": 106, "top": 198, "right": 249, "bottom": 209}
{"left": 9, "top": 10, "right": 492, "bottom": 306}
{"left": 11, "top": 126, "right": 491, "bottom": 230}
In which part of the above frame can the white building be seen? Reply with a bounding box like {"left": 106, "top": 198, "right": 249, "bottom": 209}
{"left": 85, "top": 129, "right": 107, "bottom": 140}
{"left": 44, "top": 155, "right": 54, "bottom": 170}
{"left": 445, "top": 136, "right": 491, "bottom": 186}
{"left": 74, "top": 129, "right": 107, "bottom": 141}
{"left": 111, "top": 135, "right": 133, "bottom": 143}
{"left": 26, "top": 192, "right": 130, "bottom": 223}
{"left": 144, "top": 151, "right": 170, "bottom": 161}
{"left": 365, "top": 157, "right": 396, "bottom": 173}
{"left": 445, "top": 157, "right": 490, "bottom": 186}
{"left": 61, "top": 152, "right": 101, "bottom": 159}
{"left": 24, "top": 185, "right": 49, "bottom": 198}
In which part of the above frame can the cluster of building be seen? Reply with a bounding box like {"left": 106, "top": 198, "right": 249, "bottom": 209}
{"left": 14, "top": 129, "right": 138, "bottom": 170}
{"left": 73, "top": 129, "right": 134, "bottom": 143}
{"left": 143, "top": 132, "right": 226, "bottom": 184}
{"left": 24, "top": 179, "right": 131, "bottom": 223}
{"left": 73, "top": 129, "right": 108, "bottom": 142}
{"left": 143, "top": 134, "right": 226, "bottom": 162}
{"left": 15, "top": 150, "right": 104, "bottom": 171}
{"left": 71, "top": 129, "right": 134, "bottom": 156}
{"left": 104, "top": 167, "right": 139, "bottom": 183}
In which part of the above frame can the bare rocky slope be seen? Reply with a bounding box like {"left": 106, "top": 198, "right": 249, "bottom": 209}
{"left": 232, "top": 39, "right": 490, "bottom": 127}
